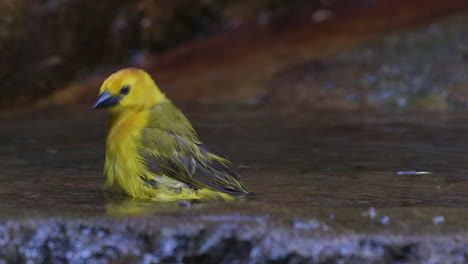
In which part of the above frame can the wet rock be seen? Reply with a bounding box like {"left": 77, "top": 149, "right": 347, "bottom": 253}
{"left": 0, "top": 216, "right": 468, "bottom": 263}
{"left": 266, "top": 13, "right": 468, "bottom": 110}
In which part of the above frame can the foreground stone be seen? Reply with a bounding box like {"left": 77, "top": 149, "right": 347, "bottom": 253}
{"left": 0, "top": 212, "right": 468, "bottom": 264}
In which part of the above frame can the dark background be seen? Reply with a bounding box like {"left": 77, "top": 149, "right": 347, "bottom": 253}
{"left": 1, "top": 0, "right": 467, "bottom": 111}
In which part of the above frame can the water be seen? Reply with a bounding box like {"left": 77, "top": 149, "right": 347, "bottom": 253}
{"left": 1, "top": 107, "right": 468, "bottom": 218}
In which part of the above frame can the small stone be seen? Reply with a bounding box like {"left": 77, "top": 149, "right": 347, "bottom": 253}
{"left": 380, "top": 216, "right": 390, "bottom": 225}
{"left": 311, "top": 9, "right": 333, "bottom": 23}
{"left": 293, "top": 219, "right": 320, "bottom": 230}
{"left": 46, "top": 149, "right": 58, "bottom": 154}
{"left": 432, "top": 216, "right": 445, "bottom": 224}
{"left": 178, "top": 200, "right": 192, "bottom": 208}
{"left": 293, "top": 219, "right": 331, "bottom": 231}
{"left": 362, "top": 207, "right": 377, "bottom": 219}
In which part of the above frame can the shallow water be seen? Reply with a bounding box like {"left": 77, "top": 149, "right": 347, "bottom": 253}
{"left": 1, "top": 108, "right": 468, "bottom": 218}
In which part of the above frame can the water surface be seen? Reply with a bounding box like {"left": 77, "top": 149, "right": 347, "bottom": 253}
{"left": 1, "top": 108, "right": 468, "bottom": 220}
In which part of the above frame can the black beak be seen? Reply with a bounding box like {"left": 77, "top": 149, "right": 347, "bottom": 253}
{"left": 92, "top": 90, "right": 120, "bottom": 109}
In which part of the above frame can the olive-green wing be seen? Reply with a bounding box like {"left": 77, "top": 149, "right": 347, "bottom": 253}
{"left": 140, "top": 101, "right": 248, "bottom": 196}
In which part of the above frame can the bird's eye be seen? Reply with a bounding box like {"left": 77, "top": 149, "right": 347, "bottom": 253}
{"left": 120, "top": 85, "right": 131, "bottom": 95}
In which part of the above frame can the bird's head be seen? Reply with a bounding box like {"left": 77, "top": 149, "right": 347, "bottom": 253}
{"left": 93, "top": 68, "right": 165, "bottom": 112}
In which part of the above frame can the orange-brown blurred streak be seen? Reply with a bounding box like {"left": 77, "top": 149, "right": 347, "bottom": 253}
{"left": 142, "top": 0, "right": 468, "bottom": 105}
{"left": 37, "top": 0, "right": 468, "bottom": 109}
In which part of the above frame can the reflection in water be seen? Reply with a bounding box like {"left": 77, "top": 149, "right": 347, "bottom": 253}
{"left": 104, "top": 192, "right": 194, "bottom": 216}
{"left": 1, "top": 108, "right": 468, "bottom": 217}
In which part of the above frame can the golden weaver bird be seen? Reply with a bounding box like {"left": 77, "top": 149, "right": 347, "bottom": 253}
{"left": 93, "top": 68, "right": 248, "bottom": 201}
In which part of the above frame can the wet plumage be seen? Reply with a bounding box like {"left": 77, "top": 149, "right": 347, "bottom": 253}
{"left": 93, "top": 68, "right": 248, "bottom": 201}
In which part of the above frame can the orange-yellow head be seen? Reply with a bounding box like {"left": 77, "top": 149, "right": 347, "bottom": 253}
{"left": 93, "top": 68, "right": 165, "bottom": 112}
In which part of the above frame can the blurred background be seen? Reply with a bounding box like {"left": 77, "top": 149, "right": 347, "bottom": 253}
{"left": 1, "top": 0, "right": 467, "bottom": 111}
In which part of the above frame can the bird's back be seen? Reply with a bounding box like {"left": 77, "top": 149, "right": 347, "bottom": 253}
{"left": 140, "top": 99, "right": 249, "bottom": 198}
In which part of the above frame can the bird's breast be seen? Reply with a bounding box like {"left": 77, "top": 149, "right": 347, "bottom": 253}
{"left": 107, "top": 111, "right": 149, "bottom": 142}
{"left": 104, "top": 111, "right": 150, "bottom": 191}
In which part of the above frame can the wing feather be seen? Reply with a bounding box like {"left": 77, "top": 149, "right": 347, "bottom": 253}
{"left": 140, "top": 101, "right": 248, "bottom": 196}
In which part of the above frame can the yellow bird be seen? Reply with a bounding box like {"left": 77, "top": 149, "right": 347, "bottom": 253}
{"left": 93, "top": 68, "right": 248, "bottom": 201}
